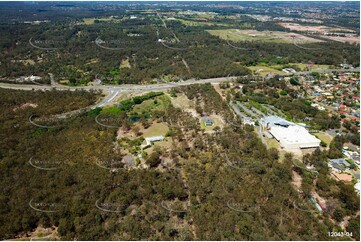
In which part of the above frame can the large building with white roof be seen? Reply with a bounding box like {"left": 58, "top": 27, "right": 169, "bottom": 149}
{"left": 261, "top": 116, "right": 320, "bottom": 150}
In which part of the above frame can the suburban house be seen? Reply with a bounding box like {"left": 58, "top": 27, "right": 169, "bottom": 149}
{"left": 328, "top": 161, "right": 346, "bottom": 172}
{"left": 332, "top": 173, "right": 353, "bottom": 183}
{"left": 329, "top": 158, "right": 351, "bottom": 168}
{"left": 202, "top": 117, "right": 214, "bottom": 126}
{"left": 343, "top": 150, "right": 360, "bottom": 165}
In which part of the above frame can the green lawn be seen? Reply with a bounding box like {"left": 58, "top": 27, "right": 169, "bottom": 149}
{"left": 100, "top": 106, "right": 121, "bottom": 115}
{"left": 132, "top": 99, "right": 158, "bottom": 113}
{"left": 132, "top": 95, "right": 169, "bottom": 114}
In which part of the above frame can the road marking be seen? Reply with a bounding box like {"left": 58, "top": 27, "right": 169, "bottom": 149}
{"left": 108, "top": 91, "right": 119, "bottom": 103}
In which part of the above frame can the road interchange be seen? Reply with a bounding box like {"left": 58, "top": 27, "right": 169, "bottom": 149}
{"left": 0, "top": 68, "right": 359, "bottom": 109}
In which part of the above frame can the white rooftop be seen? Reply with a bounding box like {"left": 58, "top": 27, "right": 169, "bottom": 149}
{"left": 270, "top": 125, "right": 320, "bottom": 149}
{"left": 262, "top": 116, "right": 320, "bottom": 149}
{"left": 144, "top": 136, "right": 164, "bottom": 146}
{"left": 263, "top": 115, "right": 292, "bottom": 127}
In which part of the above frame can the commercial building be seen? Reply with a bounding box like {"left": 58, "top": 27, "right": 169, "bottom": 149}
{"left": 261, "top": 116, "right": 320, "bottom": 150}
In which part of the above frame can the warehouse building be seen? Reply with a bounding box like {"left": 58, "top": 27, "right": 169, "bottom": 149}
{"left": 261, "top": 116, "right": 320, "bottom": 150}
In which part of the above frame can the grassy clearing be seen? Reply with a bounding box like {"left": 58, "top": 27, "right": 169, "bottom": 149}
{"left": 266, "top": 138, "right": 280, "bottom": 149}
{"left": 173, "top": 18, "right": 229, "bottom": 27}
{"left": 314, "top": 132, "right": 334, "bottom": 147}
{"left": 101, "top": 106, "right": 121, "bottom": 115}
{"left": 141, "top": 122, "right": 169, "bottom": 137}
{"left": 132, "top": 99, "right": 157, "bottom": 113}
{"left": 169, "top": 93, "right": 194, "bottom": 110}
{"left": 190, "top": 13, "right": 217, "bottom": 19}
{"left": 207, "top": 29, "right": 322, "bottom": 44}
{"left": 207, "top": 29, "right": 290, "bottom": 43}
{"left": 177, "top": 19, "right": 213, "bottom": 26}
{"left": 80, "top": 17, "right": 118, "bottom": 25}
{"left": 247, "top": 63, "right": 332, "bottom": 75}
{"left": 14, "top": 59, "right": 36, "bottom": 65}
{"left": 270, "top": 63, "right": 332, "bottom": 71}
{"left": 248, "top": 66, "right": 284, "bottom": 76}
{"left": 120, "top": 58, "right": 131, "bottom": 69}
{"left": 85, "top": 58, "right": 99, "bottom": 65}
{"left": 132, "top": 95, "right": 169, "bottom": 114}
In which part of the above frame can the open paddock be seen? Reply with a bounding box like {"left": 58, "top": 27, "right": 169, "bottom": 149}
{"left": 207, "top": 29, "right": 324, "bottom": 44}
{"left": 321, "top": 35, "right": 360, "bottom": 44}
{"left": 278, "top": 22, "right": 356, "bottom": 34}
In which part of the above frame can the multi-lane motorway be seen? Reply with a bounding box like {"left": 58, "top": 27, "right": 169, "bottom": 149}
{"left": 0, "top": 68, "right": 359, "bottom": 108}
{"left": 0, "top": 76, "right": 238, "bottom": 108}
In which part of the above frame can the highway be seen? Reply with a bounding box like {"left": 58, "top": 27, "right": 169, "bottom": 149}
{"left": 95, "top": 90, "right": 121, "bottom": 108}
{"left": 0, "top": 76, "right": 238, "bottom": 109}
{"left": 0, "top": 76, "right": 237, "bottom": 91}
{"left": 0, "top": 68, "right": 358, "bottom": 109}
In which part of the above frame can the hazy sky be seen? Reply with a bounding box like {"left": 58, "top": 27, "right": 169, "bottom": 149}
{"left": 10, "top": 0, "right": 361, "bottom": 2}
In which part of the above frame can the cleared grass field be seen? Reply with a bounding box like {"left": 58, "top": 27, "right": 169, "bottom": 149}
{"left": 80, "top": 17, "right": 119, "bottom": 25}
{"left": 270, "top": 63, "right": 332, "bottom": 71}
{"left": 246, "top": 63, "right": 332, "bottom": 75}
{"left": 119, "top": 58, "right": 131, "bottom": 69}
{"left": 248, "top": 66, "right": 284, "bottom": 76}
{"left": 172, "top": 18, "right": 229, "bottom": 27}
{"left": 141, "top": 122, "right": 169, "bottom": 137}
{"left": 169, "top": 93, "right": 194, "bottom": 110}
{"left": 266, "top": 138, "right": 280, "bottom": 149}
{"left": 207, "top": 29, "right": 323, "bottom": 44}
{"left": 132, "top": 95, "right": 169, "bottom": 114}
{"left": 314, "top": 132, "right": 334, "bottom": 147}
{"left": 141, "top": 122, "right": 171, "bottom": 153}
